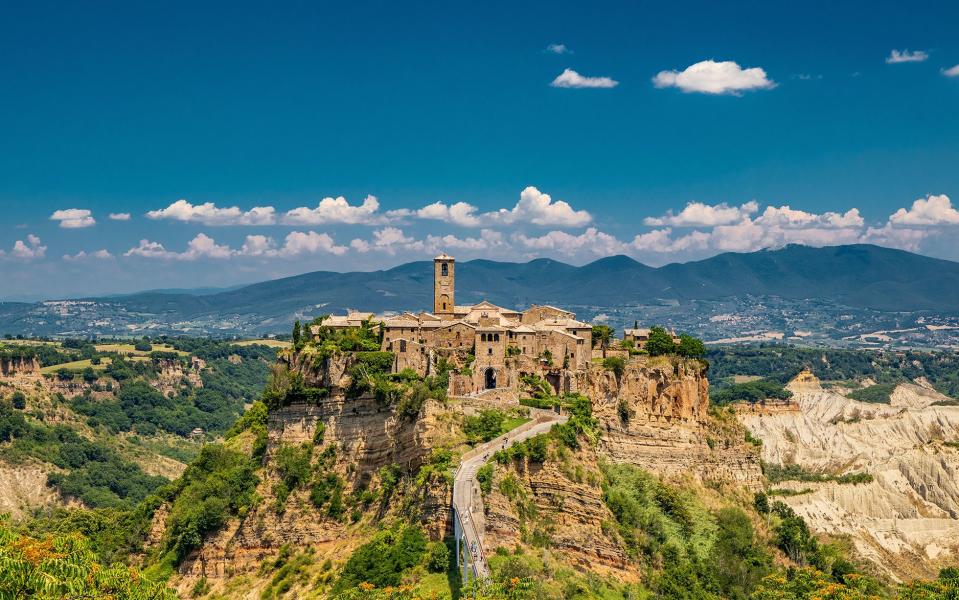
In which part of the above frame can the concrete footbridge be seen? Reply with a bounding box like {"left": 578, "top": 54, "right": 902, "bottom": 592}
{"left": 452, "top": 408, "right": 568, "bottom": 582}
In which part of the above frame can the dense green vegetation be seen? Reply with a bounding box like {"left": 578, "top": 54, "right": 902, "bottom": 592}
{"left": 762, "top": 462, "right": 873, "bottom": 485}
{"left": 711, "top": 379, "right": 794, "bottom": 405}
{"left": 708, "top": 344, "right": 959, "bottom": 399}
{"left": 160, "top": 444, "right": 259, "bottom": 562}
{"left": 848, "top": 383, "right": 896, "bottom": 404}
{"left": 463, "top": 409, "right": 529, "bottom": 444}
{"left": 334, "top": 524, "right": 431, "bottom": 592}
{"left": 0, "top": 516, "right": 176, "bottom": 599}
{"left": 0, "top": 398, "right": 166, "bottom": 507}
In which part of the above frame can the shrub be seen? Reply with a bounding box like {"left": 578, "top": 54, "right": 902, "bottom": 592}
{"left": 848, "top": 383, "right": 896, "bottom": 404}
{"left": 426, "top": 540, "right": 450, "bottom": 573}
{"left": 334, "top": 524, "right": 428, "bottom": 591}
{"left": 464, "top": 409, "right": 506, "bottom": 443}
{"left": 164, "top": 444, "right": 259, "bottom": 561}
{"left": 477, "top": 463, "right": 494, "bottom": 495}
{"left": 602, "top": 356, "right": 626, "bottom": 379}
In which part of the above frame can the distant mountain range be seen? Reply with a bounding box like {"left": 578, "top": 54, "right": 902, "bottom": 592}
{"left": 2, "top": 244, "right": 959, "bottom": 338}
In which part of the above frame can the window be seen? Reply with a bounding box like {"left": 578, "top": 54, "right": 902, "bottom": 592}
{"left": 493, "top": 333, "right": 500, "bottom": 342}
{"left": 441, "top": 263, "right": 448, "bottom": 276}
{"left": 488, "top": 348, "right": 493, "bottom": 355}
{"left": 399, "top": 340, "right": 407, "bottom": 352}
{"left": 480, "top": 333, "right": 487, "bottom": 342}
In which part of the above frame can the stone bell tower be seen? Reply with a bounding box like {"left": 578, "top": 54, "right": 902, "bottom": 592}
{"left": 433, "top": 254, "right": 455, "bottom": 317}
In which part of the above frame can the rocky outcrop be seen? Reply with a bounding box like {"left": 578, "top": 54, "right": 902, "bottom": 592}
{"left": 0, "top": 464, "right": 72, "bottom": 518}
{"left": 152, "top": 358, "right": 203, "bottom": 396}
{"left": 583, "top": 358, "right": 762, "bottom": 488}
{"left": 740, "top": 373, "right": 959, "bottom": 581}
{"left": 0, "top": 355, "right": 40, "bottom": 377}
{"left": 483, "top": 448, "right": 630, "bottom": 573}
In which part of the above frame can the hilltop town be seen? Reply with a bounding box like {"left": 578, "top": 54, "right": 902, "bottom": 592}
{"left": 311, "top": 254, "right": 681, "bottom": 399}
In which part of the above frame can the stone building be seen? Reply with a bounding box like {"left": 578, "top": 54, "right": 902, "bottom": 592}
{"left": 321, "top": 254, "right": 596, "bottom": 396}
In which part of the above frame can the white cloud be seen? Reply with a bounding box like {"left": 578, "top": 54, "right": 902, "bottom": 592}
{"left": 275, "top": 231, "right": 348, "bottom": 256}
{"left": 423, "top": 229, "right": 505, "bottom": 252}
{"left": 239, "top": 235, "right": 276, "bottom": 257}
{"left": 283, "top": 195, "right": 383, "bottom": 225}
{"left": 644, "top": 201, "right": 759, "bottom": 227}
{"left": 109, "top": 213, "right": 131, "bottom": 221}
{"left": 413, "top": 201, "right": 483, "bottom": 227}
{"left": 124, "top": 239, "right": 177, "bottom": 259}
{"left": 550, "top": 69, "right": 618, "bottom": 89}
{"left": 514, "top": 227, "right": 626, "bottom": 256}
{"left": 4, "top": 235, "right": 47, "bottom": 260}
{"left": 652, "top": 60, "right": 775, "bottom": 95}
{"left": 124, "top": 233, "right": 234, "bottom": 260}
{"left": 944, "top": 64, "right": 959, "bottom": 77}
{"left": 63, "top": 249, "right": 113, "bottom": 261}
{"left": 545, "top": 43, "right": 571, "bottom": 55}
{"left": 888, "top": 194, "right": 959, "bottom": 226}
{"left": 50, "top": 208, "right": 96, "bottom": 229}
{"left": 886, "top": 49, "right": 928, "bottom": 64}
{"left": 488, "top": 186, "right": 592, "bottom": 227}
{"left": 349, "top": 228, "right": 505, "bottom": 256}
{"left": 147, "top": 200, "right": 276, "bottom": 226}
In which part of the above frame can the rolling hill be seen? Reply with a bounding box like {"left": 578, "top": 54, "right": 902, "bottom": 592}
{"left": 101, "top": 243, "right": 959, "bottom": 317}
{"left": 3, "top": 244, "right": 959, "bottom": 338}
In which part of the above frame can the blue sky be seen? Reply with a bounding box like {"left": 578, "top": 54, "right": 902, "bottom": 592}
{"left": 2, "top": 0, "right": 959, "bottom": 299}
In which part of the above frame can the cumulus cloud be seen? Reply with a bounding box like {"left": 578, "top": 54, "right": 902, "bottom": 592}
{"left": 63, "top": 249, "right": 113, "bottom": 261}
{"left": 109, "top": 213, "right": 131, "bottom": 221}
{"left": 550, "top": 69, "right": 618, "bottom": 89}
{"left": 644, "top": 201, "right": 759, "bottom": 227}
{"left": 124, "top": 233, "right": 235, "bottom": 260}
{"left": 283, "top": 195, "right": 384, "bottom": 225}
{"left": 545, "top": 43, "right": 572, "bottom": 55}
{"left": 397, "top": 187, "right": 590, "bottom": 229}
{"left": 514, "top": 227, "right": 626, "bottom": 256}
{"left": 412, "top": 201, "right": 483, "bottom": 227}
{"left": 888, "top": 194, "right": 959, "bottom": 226}
{"left": 350, "top": 228, "right": 505, "bottom": 256}
{"left": 275, "top": 231, "right": 348, "bottom": 256}
{"left": 944, "top": 65, "right": 959, "bottom": 77}
{"left": 488, "top": 186, "right": 592, "bottom": 227}
{"left": 239, "top": 235, "right": 276, "bottom": 257}
{"left": 147, "top": 200, "right": 276, "bottom": 226}
{"left": 50, "top": 208, "right": 96, "bottom": 229}
{"left": 886, "top": 49, "right": 928, "bottom": 64}
{"left": 2, "top": 235, "right": 47, "bottom": 260}
{"left": 652, "top": 60, "right": 775, "bottom": 95}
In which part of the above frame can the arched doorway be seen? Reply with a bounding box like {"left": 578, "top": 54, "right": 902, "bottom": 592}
{"left": 484, "top": 368, "right": 497, "bottom": 390}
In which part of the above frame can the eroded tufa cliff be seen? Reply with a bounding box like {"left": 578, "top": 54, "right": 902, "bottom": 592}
{"left": 583, "top": 358, "right": 762, "bottom": 487}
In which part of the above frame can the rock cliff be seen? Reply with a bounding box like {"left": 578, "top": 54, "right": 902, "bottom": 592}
{"left": 740, "top": 373, "right": 959, "bottom": 581}
{"left": 0, "top": 355, "right": 40, "bottom": 377}
{"left": 584, "top": 358, "right": 762, "bottom": 487}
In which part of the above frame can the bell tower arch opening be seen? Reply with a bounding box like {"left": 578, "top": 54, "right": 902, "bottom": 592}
{"left": 434, "top": 254, "right": 455, "bottom": 317}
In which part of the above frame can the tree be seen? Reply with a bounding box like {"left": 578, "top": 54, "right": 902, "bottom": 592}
{"left": 591, "top": 325, "right": 614, "bottom": 351}
{"left": 645, "top": 326, "right": 677, "bottom": 356}
{"left": 133, "top": 339, "right": 152, "bottom": 352}
{"left": 677, "top": 334, "right": 705, "bottom": 357}
{"left": 10, "top": 391, "right": 26, "bottom": 410}
{"left": 0, "top": 519, "right": 177, "bottom": 599}
{"left": 292, "top": 320, "right": 302, "bottom": 349}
